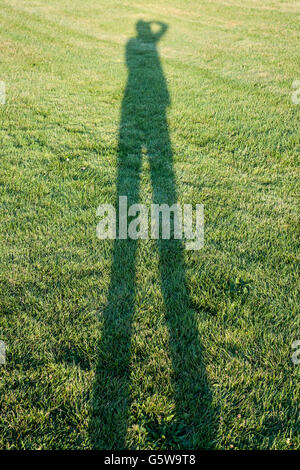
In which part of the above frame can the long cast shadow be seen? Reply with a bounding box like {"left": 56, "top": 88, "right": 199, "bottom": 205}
{"left": 90, "top": 20, "right": 215, "bottom": 449}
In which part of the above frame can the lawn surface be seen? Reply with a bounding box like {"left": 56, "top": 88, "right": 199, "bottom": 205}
{"left": 0, "top": 0, "right": 299, "bottom": 450}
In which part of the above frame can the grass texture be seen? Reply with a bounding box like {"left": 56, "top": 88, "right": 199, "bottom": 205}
{"left": 0, "top": 0, "right": 299, "bottom": 450}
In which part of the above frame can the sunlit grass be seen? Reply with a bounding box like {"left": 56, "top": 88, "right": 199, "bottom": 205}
{"left": 0, "top": 0, "right": 299, "bottom": 450}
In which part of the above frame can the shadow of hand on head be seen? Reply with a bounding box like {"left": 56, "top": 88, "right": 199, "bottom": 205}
{"left": 136, "top": 20, "right": 168, "bottom": 43}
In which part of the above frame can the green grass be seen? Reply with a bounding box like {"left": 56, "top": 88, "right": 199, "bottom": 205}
{"left": 0, "top": 0, "right": 299, "bottom": 450}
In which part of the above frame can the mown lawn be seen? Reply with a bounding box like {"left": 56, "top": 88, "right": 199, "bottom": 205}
{"left": 0, "top": 0, "right": 299, "bottom": 450}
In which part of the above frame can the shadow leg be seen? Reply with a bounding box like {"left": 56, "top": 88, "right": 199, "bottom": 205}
{"left": 149, "top": 130, "right": 215, "bottom": 449}
{"left": 90, "top": 134, "right": 142, "bottom": 449}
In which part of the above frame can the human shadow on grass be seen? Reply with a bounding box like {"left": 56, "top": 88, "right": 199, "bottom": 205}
{"left": 89, "top": 20, "right": 216, "bottom": 449}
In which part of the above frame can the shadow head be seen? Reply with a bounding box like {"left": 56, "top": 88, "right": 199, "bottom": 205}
{"left": 136, "top": 20, "right": 167, "bottom": 42}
